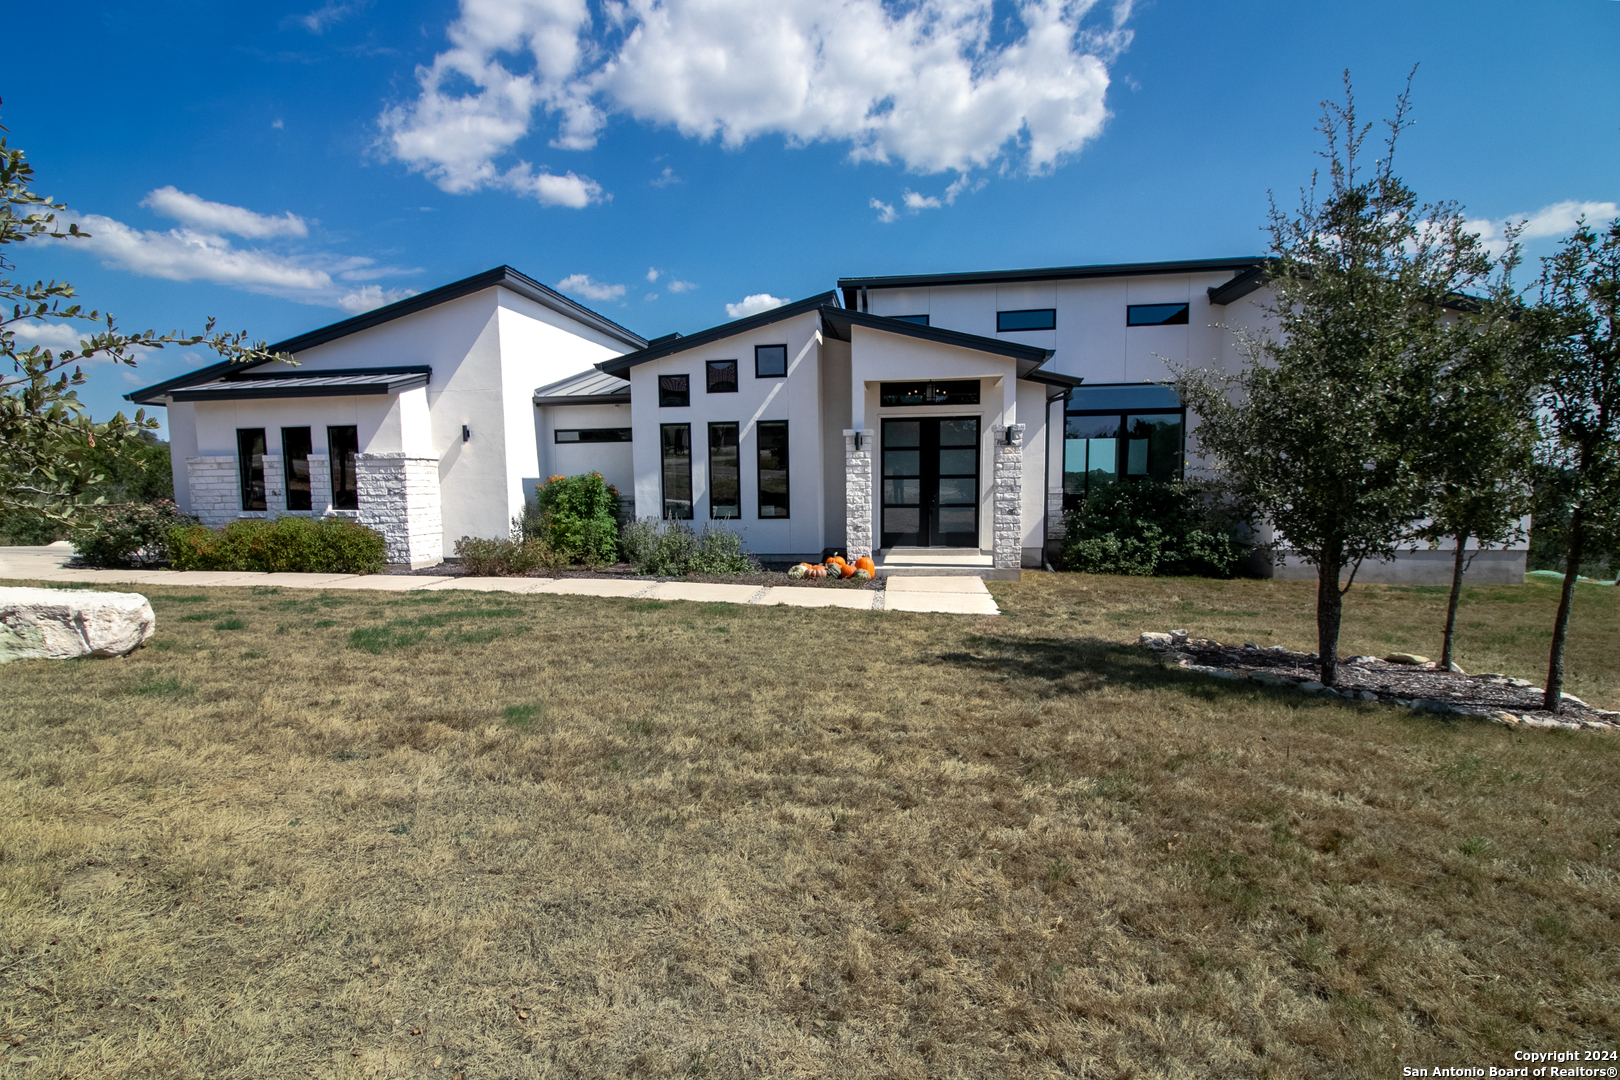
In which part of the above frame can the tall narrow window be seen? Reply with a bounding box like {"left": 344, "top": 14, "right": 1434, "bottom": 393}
{"left": 755, "top": 344, "right": 788, "bottom": 378}
{"left": 282, "top": 426, "right": 313, "bottom": 511}
{"left": 327, "top": 425, "right": 359, "bottom": 510}
{"left": 705, "top": 360, "right": 737, "bottom": 394}
{"left": 237, "top": 428, "right": 267, "bottom": 511}
{"left": 661, "top": 423, "right": 693, "bottom": 519}
{"left": 708, "top": 422, "right": 740, "bottom": 519}
{"left": 659, "top": 374, "right": 690, "bottom": 407}
{"left": 757, "top": 420, "right": 789, "bottom": 519}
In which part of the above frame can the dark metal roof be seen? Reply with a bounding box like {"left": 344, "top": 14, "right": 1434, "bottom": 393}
{"left": 837, "top": 257, "right": 1268, "bottom": 309}
{"left": 596, "top": 292, "right": 838, "bottom": 376}
{"left": 819, "top": 307, "right": 1055, "bottom": 379}
{"left": 1206, "top": 261, "right": 1273, "bottom": 305}
{"left": 127, "top": 266, "right": 646, "bottom": 405}
{"left": 166, "top": 366, "right": 431, "bottom": 402}
{"left": 533, "top": 368, "right": 633, "bottom": 406}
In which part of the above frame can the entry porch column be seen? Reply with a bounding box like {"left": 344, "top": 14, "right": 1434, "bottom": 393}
{"left": 990, "top": 423, "right": 1025, "bottom": 570}
{"left": 842, "top": 428, "right": 874, "bottom": 560}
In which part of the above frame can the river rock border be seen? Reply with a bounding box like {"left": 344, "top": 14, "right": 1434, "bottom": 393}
{"left": 1138, "top": 631, "right": 1618, "bottom": 733}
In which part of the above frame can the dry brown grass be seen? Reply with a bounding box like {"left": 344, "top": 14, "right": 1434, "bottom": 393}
{"left": 0, "top": 572, "right": 1615, "bottom": 1079}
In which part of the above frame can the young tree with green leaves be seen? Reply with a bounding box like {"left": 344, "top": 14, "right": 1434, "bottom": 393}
{"left": 1528, "top": 217, "right": 1620, "bottom": 712}
{"left": 1177, "top": 72, "right": 1490, "bottom": 687}
{"left": 1, "top": 112, "right": 283, "bottom": 524}
{"left": 1412, "top": 237, "right": 1541, "bottom": 670}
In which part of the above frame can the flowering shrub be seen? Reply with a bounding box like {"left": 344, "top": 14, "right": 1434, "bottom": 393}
{"left": 516, "top": 473, "right": 620, "bottom": 565}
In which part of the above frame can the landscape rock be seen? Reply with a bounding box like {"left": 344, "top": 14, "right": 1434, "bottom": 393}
{"left": 1139, "top": 632, "right": 1173, "bottom": 648}
{"left": 1385, "top": 653, "right": 1431, "bottom": 665}
{"left": 1488, "top": 711, "right": 1522, "bottom": 726}
{"left": 1297, "top": 680, "right": 1325, "bottom": 693}
{"left": 1357, "top": 691, "right": 1379, "bottom": 701}
{"left": 1169, "top": 629, "right": 1189, "bottom": 645}
{"left": 0, "top": 587, "right": 154, "bottom": 662}
{"left": 1448, "top": 662, "right": 1466, "bottom": 674}
{"left": 1410, "top": 698, "right": 1452, "bottom": 714}
{"left": 1250, "top": 671, "right": 1294, "bottom": 687}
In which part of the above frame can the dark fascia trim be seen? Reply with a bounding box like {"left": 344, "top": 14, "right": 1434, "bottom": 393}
{"left": 126, "top": 267, "right": 646, "bottom": 405}
{"left": 1024, "top": 369, "right": 1086, "bottom": 402}
{"left": 222, "top": 365, "right": 433, "bottom": 381}
{"left": 595, "top": 292, "right": 838, "bottom": 376}
{"left": 820, "top": 306, "right": 1055, "bottom": 378}
{"left": 534, "top": 391, "right": 632, "bottom": 406}
{"left": 837, "top": 256, "right": 1268, "bottom": 308}
{"left": 1206, "top": 262, "right": 1274, "bottom": 305}
{"left": 170, "top": 374, "right": 428, "bottom": 402}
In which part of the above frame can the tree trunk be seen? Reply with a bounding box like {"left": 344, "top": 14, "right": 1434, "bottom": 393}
{"left": 1440, "top": 533, "right": 1469, "bottom": 670}
{"left": 1543, "top": 508, "right": 1585, "bottom": 713}
{"left": 1316, "top": 552, "right": 1344, "bottom": 686}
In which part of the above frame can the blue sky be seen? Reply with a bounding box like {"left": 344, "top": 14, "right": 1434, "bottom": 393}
{"left": 6, "top": 0, "right": 1617, "bottom": 434}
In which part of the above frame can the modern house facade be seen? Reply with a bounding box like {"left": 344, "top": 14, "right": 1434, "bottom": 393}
{"left": 129, "top": 259, "right": 1528, "bottom": 584}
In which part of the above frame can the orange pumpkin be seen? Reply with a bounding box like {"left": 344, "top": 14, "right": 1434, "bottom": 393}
{"left": 854, "top": 556, "right": 876, "bottom": 575}
{"left": 840, "top": 561, "right": 857, "bottom": 578}
{"left": 805, "top": 565, "right": 827, "bottom": 580}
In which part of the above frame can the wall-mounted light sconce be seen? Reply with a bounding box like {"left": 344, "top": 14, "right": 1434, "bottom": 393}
{"left": 462, "top": 425, "right": 471, "bottom": 443}
{"left": 1002, "top": 426, "right": 1015, "bottom": 446}
{"left": 853, "top": 431, "right": 862, "bottom": 451}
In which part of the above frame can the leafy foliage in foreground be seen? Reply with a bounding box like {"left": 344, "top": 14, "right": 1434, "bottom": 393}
{"left": 72, "top": 500, "right": 195, "bottom": 568}
{"left": 1058, "top": 480, "right": 1243, "bottom": 578}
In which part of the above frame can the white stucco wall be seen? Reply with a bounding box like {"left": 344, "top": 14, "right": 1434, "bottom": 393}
{"left": 627, "top": 311, "right": 827, "bottom": 558}
{"left": 533, "top": 401, "right": 635, "bottom": 506}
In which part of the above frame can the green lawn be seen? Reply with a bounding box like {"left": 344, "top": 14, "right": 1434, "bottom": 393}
{"left": 0, "top": 572, "right": 1614, "bottom": 1078}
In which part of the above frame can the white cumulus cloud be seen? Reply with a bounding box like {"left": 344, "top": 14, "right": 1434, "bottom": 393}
{"left": 725, "top": 293, "right": 787, "bottom": 319}
{"left": 646, "top": 267, "right": 660, "bottom": 282}
{"left": 870, "top": 198, "right": 898, "bottom": 224}
{"left": 556, "top": 273, "right": 626, "bottom": 301}
{"left": 141, "top": 186, "right": 308, "bottom": 239}
{"left": 667, "top": 279, "right": 696, "bottom": 293}
{"left": 379, "top": 0, "right": 1131, "bottom": 203}
{"left": 52, "top": 190, "right": 417, "bottom": 314}
{"left": 1466, "top": 199, "right": 1619, "bottom": 256}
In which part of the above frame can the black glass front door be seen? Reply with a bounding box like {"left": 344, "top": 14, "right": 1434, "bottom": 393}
{"left": 880, "top": 417, "right": 980, "bottom": 548}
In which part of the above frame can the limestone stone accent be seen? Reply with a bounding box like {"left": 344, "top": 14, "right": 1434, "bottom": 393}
{"left": 186, "top": 456, "right": 241, "bottom": 526}
{"left": 262, "top": 455, "right": 286, "bottom": 512}
{"left": 991, "top": 424, "right": 1024, "bottom": 570}
{"left": 843, "top": 428, "right": 875, "bottom": 560}
{"left": 356, "top": 453, "right": 443, "bottom": 568}
{"left": 0, "top": 587, "right": 154, "bottom": 662}
{"left": 306, "top": 454, "right": 333, "bottom": 515}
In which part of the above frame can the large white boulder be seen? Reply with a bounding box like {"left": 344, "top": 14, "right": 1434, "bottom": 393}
{"left": 0, "top": 587, "right": 155, "bottom": 662}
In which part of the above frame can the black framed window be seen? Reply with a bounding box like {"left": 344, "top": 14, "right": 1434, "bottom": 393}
{"left": 1127, "top": 302, "right": 1190, "bottom": 326}
{"left": 660, "top": 423, "right": 692, "bottom": 519}
{"left": 996, "top": 308, "right": 1055, "bottom": 332}
{"left": 327, "top": 425, "right": 359, "bottom": 510}
{"left": 237, "top": 428, "right": 267, "bottom": 511}
{"left": 890, "top": 314, "right": 929, "bottom": 326}
{"left": 705, "top": 360, "right": 738, "bottom": 394}
{"left": 755, "top": 344, "right": 788, "bottom": 378}
{"left": 1062, "top": 410, "right": 1184, "bottom": 508}
{"left": 708, "top": 422, "right": 740, "bottom": 519}
{"left": 555, "top": 428, "right": 632, "bottom": 443}
{"left": 757, "top": 420, "right": 789, "bottom": 518}
{"left": 879, "top": 380, "right": 980, "bottom": 407}
{"left": 282, "top": 426, "right": 313, "bottom": 511}
{"left": 658, "top": 374, "right": 690, "bottom": 407}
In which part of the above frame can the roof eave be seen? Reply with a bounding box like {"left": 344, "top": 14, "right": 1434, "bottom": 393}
{"left": 595, "top": 291, "right": 838, "bottom": 375}
{"left": 838, "top": 256, "right": 1269, "bottom": 296}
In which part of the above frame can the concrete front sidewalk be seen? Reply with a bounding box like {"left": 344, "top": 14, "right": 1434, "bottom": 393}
{"left": 0, "top": 545, "right": 999, "bottom": 616}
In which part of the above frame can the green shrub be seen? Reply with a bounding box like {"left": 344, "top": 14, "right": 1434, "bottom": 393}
{"left": 167, "top": 515, "right": 386, "bottom": 574}
{"left": 620, "top": 518, "right": 757, "bottom": 576}
{"left": 0, "top": 508, "right": 66, "bottom": 546}
{"left": 73, "top": 501, "right": 195, "bottom": 567}
{"left": 1058, "top": 480, "right": 1244, "bottom": 578}
{"left": 517, "top": 473, "right": 621, "bottom": 565}
{"left": 452, "top": 535, "right": 563, "bottom": 576}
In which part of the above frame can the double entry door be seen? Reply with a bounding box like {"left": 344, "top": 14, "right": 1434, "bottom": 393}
{"left": 880, "top": 417, "right": 980, "bottom": 548}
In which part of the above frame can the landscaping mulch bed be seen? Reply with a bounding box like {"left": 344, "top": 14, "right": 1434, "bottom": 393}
{"left": 393, "top": 560, "right": 884, "bottom": 589}
{"left": 1143, "top": 632, "right": 1619, "bottom": 731}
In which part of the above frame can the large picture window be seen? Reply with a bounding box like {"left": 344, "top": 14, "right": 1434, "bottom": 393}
{"left": 708, "top": 422, "right": 740, "bottom": 519}
{"left": 327, "top": 425, "right": 359, "bottom": 510}
{"left": 661, "top": 423, "right": 693, "bottom": 519}
{"left": 756, "top": 420, "right": 789, "bottom": 518}
{"left": 659, "top": 374, "right": 690, "bottom": 407}
{"left": 1062, "top": 388, "right": 1185, "bottom": 509}
{"left": 237, "top": 428, "right": 267, "bottom": 511}
{"left": 282, "top": 426, "right": 313, "bottom": 511}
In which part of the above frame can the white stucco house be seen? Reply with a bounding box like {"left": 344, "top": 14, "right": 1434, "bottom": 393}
{"left": 129, "top": 258, "right": 1527, "bottom": 583}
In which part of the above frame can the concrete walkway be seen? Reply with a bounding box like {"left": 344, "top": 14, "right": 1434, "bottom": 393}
{"left": 0, "top": 544, "right": 1000, "bottom": 616}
